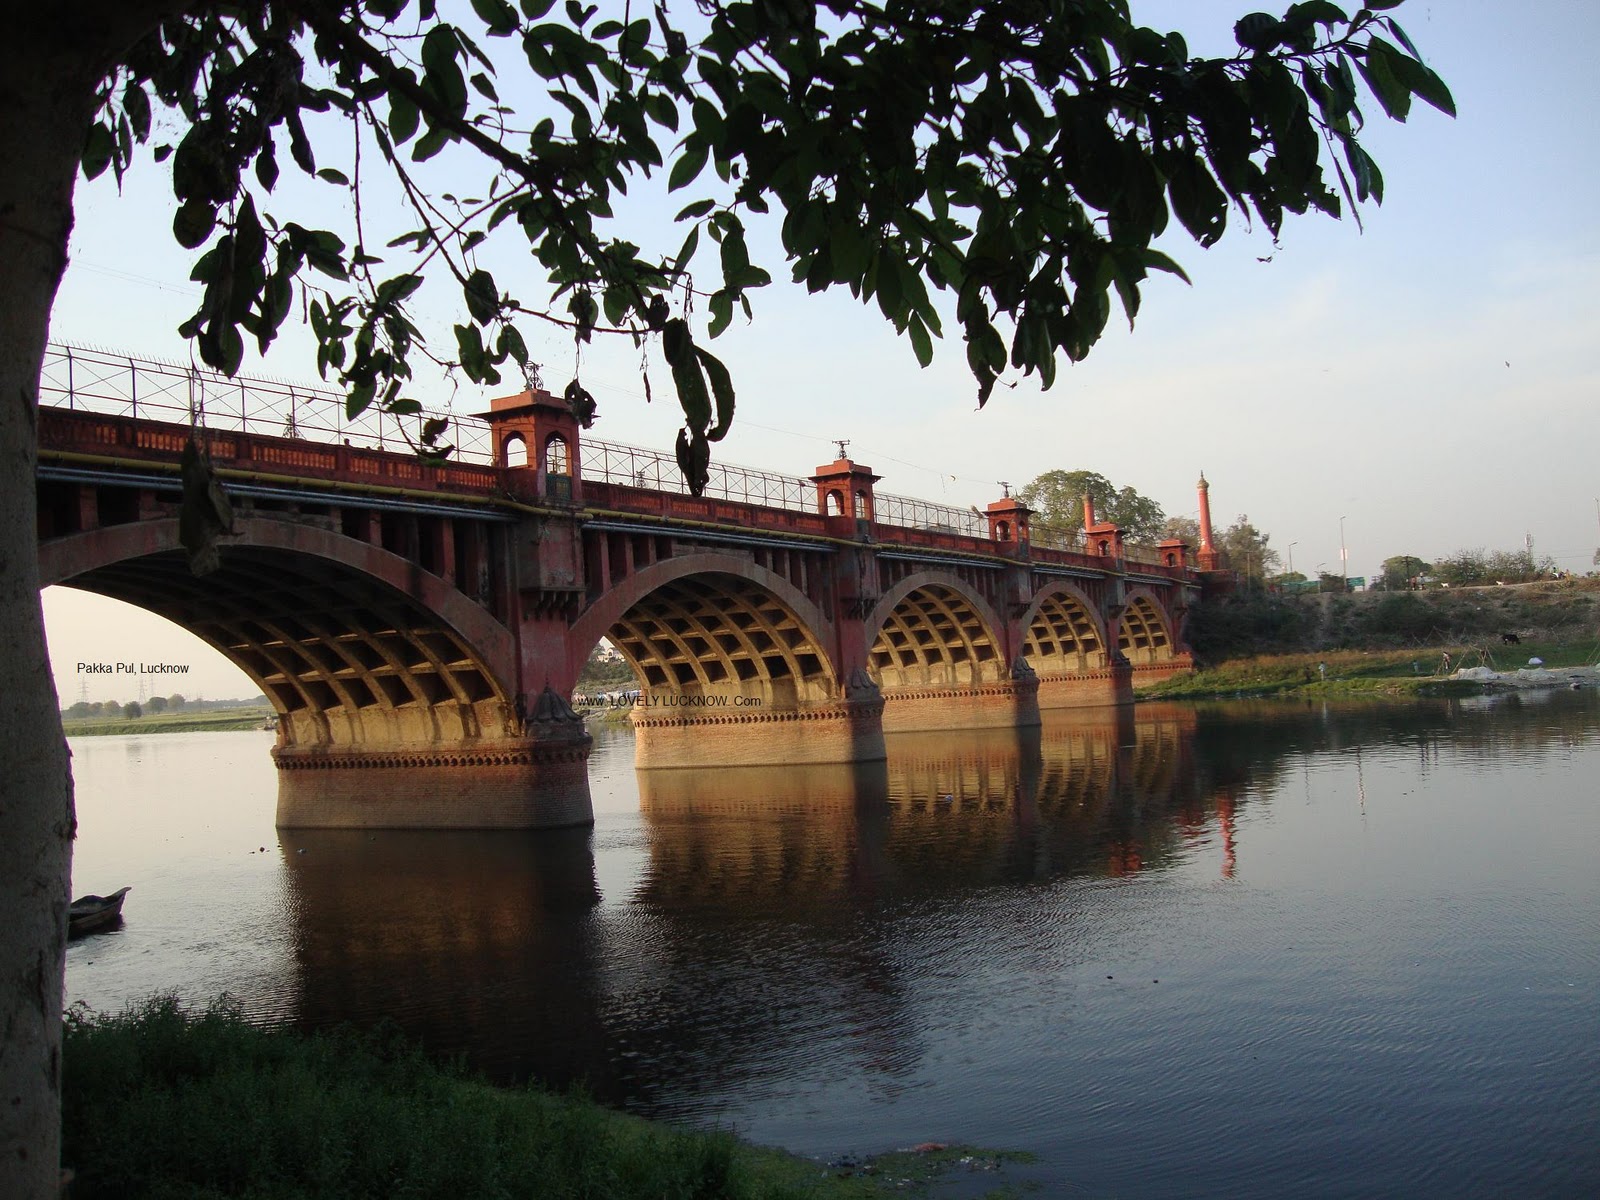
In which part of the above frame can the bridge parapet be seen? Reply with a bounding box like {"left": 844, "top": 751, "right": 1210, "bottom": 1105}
{"left": 581, "top": 480, "right": 834, "bottom": 537}
{"left": 39, "top": 407, "right": 507, "bottom": 498}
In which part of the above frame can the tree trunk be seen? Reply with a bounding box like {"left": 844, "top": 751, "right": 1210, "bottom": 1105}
{"left": 0, "top": 22, "right": 112, "bottom": 1199}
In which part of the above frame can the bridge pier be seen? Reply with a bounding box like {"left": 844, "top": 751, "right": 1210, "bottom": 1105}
{"left": 630, "top": 677, "right": 887, "bottom": 769}
{"left": 275, "top": 690, "right": 594, "bottom": 830}
{"left": 1128, "top": 653, "right": 1196, "bottom": 688}
{"left": 1035, "top": 662, "right": 1134, "bottom": 710}
{"left": 879, "top": 665, "right": 1042, "bottom": 734}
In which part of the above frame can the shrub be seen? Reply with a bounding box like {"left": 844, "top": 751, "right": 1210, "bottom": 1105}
{"left": 61, "top": 998, "right": 820, "bottom": 1200}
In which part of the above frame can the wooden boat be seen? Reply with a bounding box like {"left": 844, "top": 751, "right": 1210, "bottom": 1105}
{"left": 68, "top": 886, "right": 130, "bottom": 939}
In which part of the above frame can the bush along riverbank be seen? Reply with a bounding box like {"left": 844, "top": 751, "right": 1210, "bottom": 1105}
{"left": 1145, "top": 642, "right": 1598, "bottom": 702}
{"left": 62, "top": 998, "right": 1032, "bottom": 1199}
{"left": 1149, "top": 577, "right": 1600, "bottom": 701}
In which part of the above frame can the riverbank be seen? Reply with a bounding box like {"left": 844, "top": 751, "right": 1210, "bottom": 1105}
{"left": 1138, "top": 641, "right": 1598, "bottom": 701}
{"left": 61, "top": 707, "right": 275, "bottom": 737}
{"left": 63, "top": 999, "right": 1028, "bottom": 1199}
{"left": 1159, "top": 577, "right": 1599, "bottom": 700}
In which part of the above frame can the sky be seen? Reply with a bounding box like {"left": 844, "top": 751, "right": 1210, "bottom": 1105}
{"left": 41, "top": 0, "right": 1600, "bottom": 702}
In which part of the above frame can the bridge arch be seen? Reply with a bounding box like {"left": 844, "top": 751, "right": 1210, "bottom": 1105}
{"left": 41, "top": 518, "right": 518, "bottom": 752}
{"left": 865, "top": 573, "right": 1007, "bottom": 690}
{"left": 570, "top": 553, "right": 839, "bottom": 708}
{"left": 1018, "top": 580, "right": 1112, "bottom": 675}
{"left": 1117, "top": 587, "right": 1178, "bottom": 665}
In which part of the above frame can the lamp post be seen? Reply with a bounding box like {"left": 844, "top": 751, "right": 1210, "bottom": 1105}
{"left": 1339, "top": 516, "right": 1348, "bottom": 590}
{"left": 1288, "top": 541, "right": 1298, "bottom": 578}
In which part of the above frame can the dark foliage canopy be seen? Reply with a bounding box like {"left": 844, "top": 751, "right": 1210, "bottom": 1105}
{"left": 85, "top": 0, "right": 1452, "bottom": 488}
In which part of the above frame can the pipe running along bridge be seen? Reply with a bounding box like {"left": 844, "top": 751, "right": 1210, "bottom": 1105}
{"left": 34, "top": 345, "right": 1227, "bottom": 829}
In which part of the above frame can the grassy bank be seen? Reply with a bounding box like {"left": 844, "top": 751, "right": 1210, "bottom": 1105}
{"left": 63, "top": 999, "right": 1023, "bottom": 1200}
{"left": 62, "top": 707, "right": 274, "bottom": 737}
{"left": 1140, "top": 641, "right": 1596, "bottom": 701}
{"left": 1154, "top": 578, "right": 1600, "bottom": 700}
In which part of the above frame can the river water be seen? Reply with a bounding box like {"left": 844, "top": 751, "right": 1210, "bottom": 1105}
{"left": 66, "top": 693, "right": 1599, "bottom": 1197}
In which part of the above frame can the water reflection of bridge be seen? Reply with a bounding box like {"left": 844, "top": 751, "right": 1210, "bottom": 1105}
{"left": 278, "top": 703, "right": 1258, "bottom": 1100}
{"left": 635, "top": 705, "right": 1213, "bottom": 902}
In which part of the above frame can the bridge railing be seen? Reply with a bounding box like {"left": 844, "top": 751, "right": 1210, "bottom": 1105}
{"left": 873, "top": 492, "right": 988, "bottom": 538}
{"left": 1031, "top": 521, "right": 1186, "bottom": 573}
{"left": 37, "top": 345, "right": 1195, "bottom": 576}
{"left": 37, "top": 343, "right": 497, "bottom": 464}
{"left": 579, "top": 438, "right": 813, "bottom": 511}
{"left": 1122, "top": 543, "right": 1171, "bottom": 567}
{"left": 1032, "top": 521, "right": 1086, "bottom": 553}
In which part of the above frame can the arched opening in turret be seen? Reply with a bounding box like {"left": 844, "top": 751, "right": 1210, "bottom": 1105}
{"left": 543, "top": 434, "right": 572, "bottom": 500}
{"left": 501, "top": 432, "right": 529, "bottom": 468}
{"left": 544, "top": 434, "right": 569, "bottom": 476}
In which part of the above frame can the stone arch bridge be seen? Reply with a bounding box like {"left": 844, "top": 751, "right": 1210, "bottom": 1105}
{"left": 35, "top": 346, "right": 1223, "bottom": 829}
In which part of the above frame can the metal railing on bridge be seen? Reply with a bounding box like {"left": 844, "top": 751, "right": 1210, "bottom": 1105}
{"left": 872, "top": 492, "right": 987, "bottom": 538}
{"left": 37, "top": 343, "right": 496, "bottom": 463}
{"left": 1032, "top": 520, "right": 1174, "bottom": 568}
{"left": 579, "top": 438, "right": 813, "bottom": 511}
{"left": 36, "top": 343, "right": 1186, "bottom": 568}
{"left": 1032, "top": 521, "right": 1086, "bottom": 553}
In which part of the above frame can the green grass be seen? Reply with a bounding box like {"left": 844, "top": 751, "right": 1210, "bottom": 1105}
{"left": 61, "top": 707, "right": 275, "bottom": 737}
{"left": 1139, "top": 641, "right": 1597, "bottom": 701}
{"left": 62, "top": 998, "right": 1026, "bottom": 1200}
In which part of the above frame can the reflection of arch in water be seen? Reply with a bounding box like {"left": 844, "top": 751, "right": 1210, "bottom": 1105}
{"left": 637, "top": 759, "right": 891, "bottom": 909}
{"left": 633, "top": 763, "right": 922, "bottom": 1087}
{"left": 883, "top": 727, "right": 1035, "bottom": 814}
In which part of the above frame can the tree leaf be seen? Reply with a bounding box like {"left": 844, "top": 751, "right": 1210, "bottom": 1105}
{"left": 696, "top": 345, "right": 735, "bottom": 440}
{"left": 907, "top": 312, "right": 934, "bottom": 368}
{"left": 1142, "top": 250, "right": 1192, "bottom": 284}
{"left": 668, "top": 142, "right": 707, "bottom": 191}
{"left": 464, "top": 269, "right": 499, "bottom": 323}
{"left": 666, "top": 325, "right": 711, "bottom": 434}
{"left": 81, "top": 123, "right": 115, "bottom": 180}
